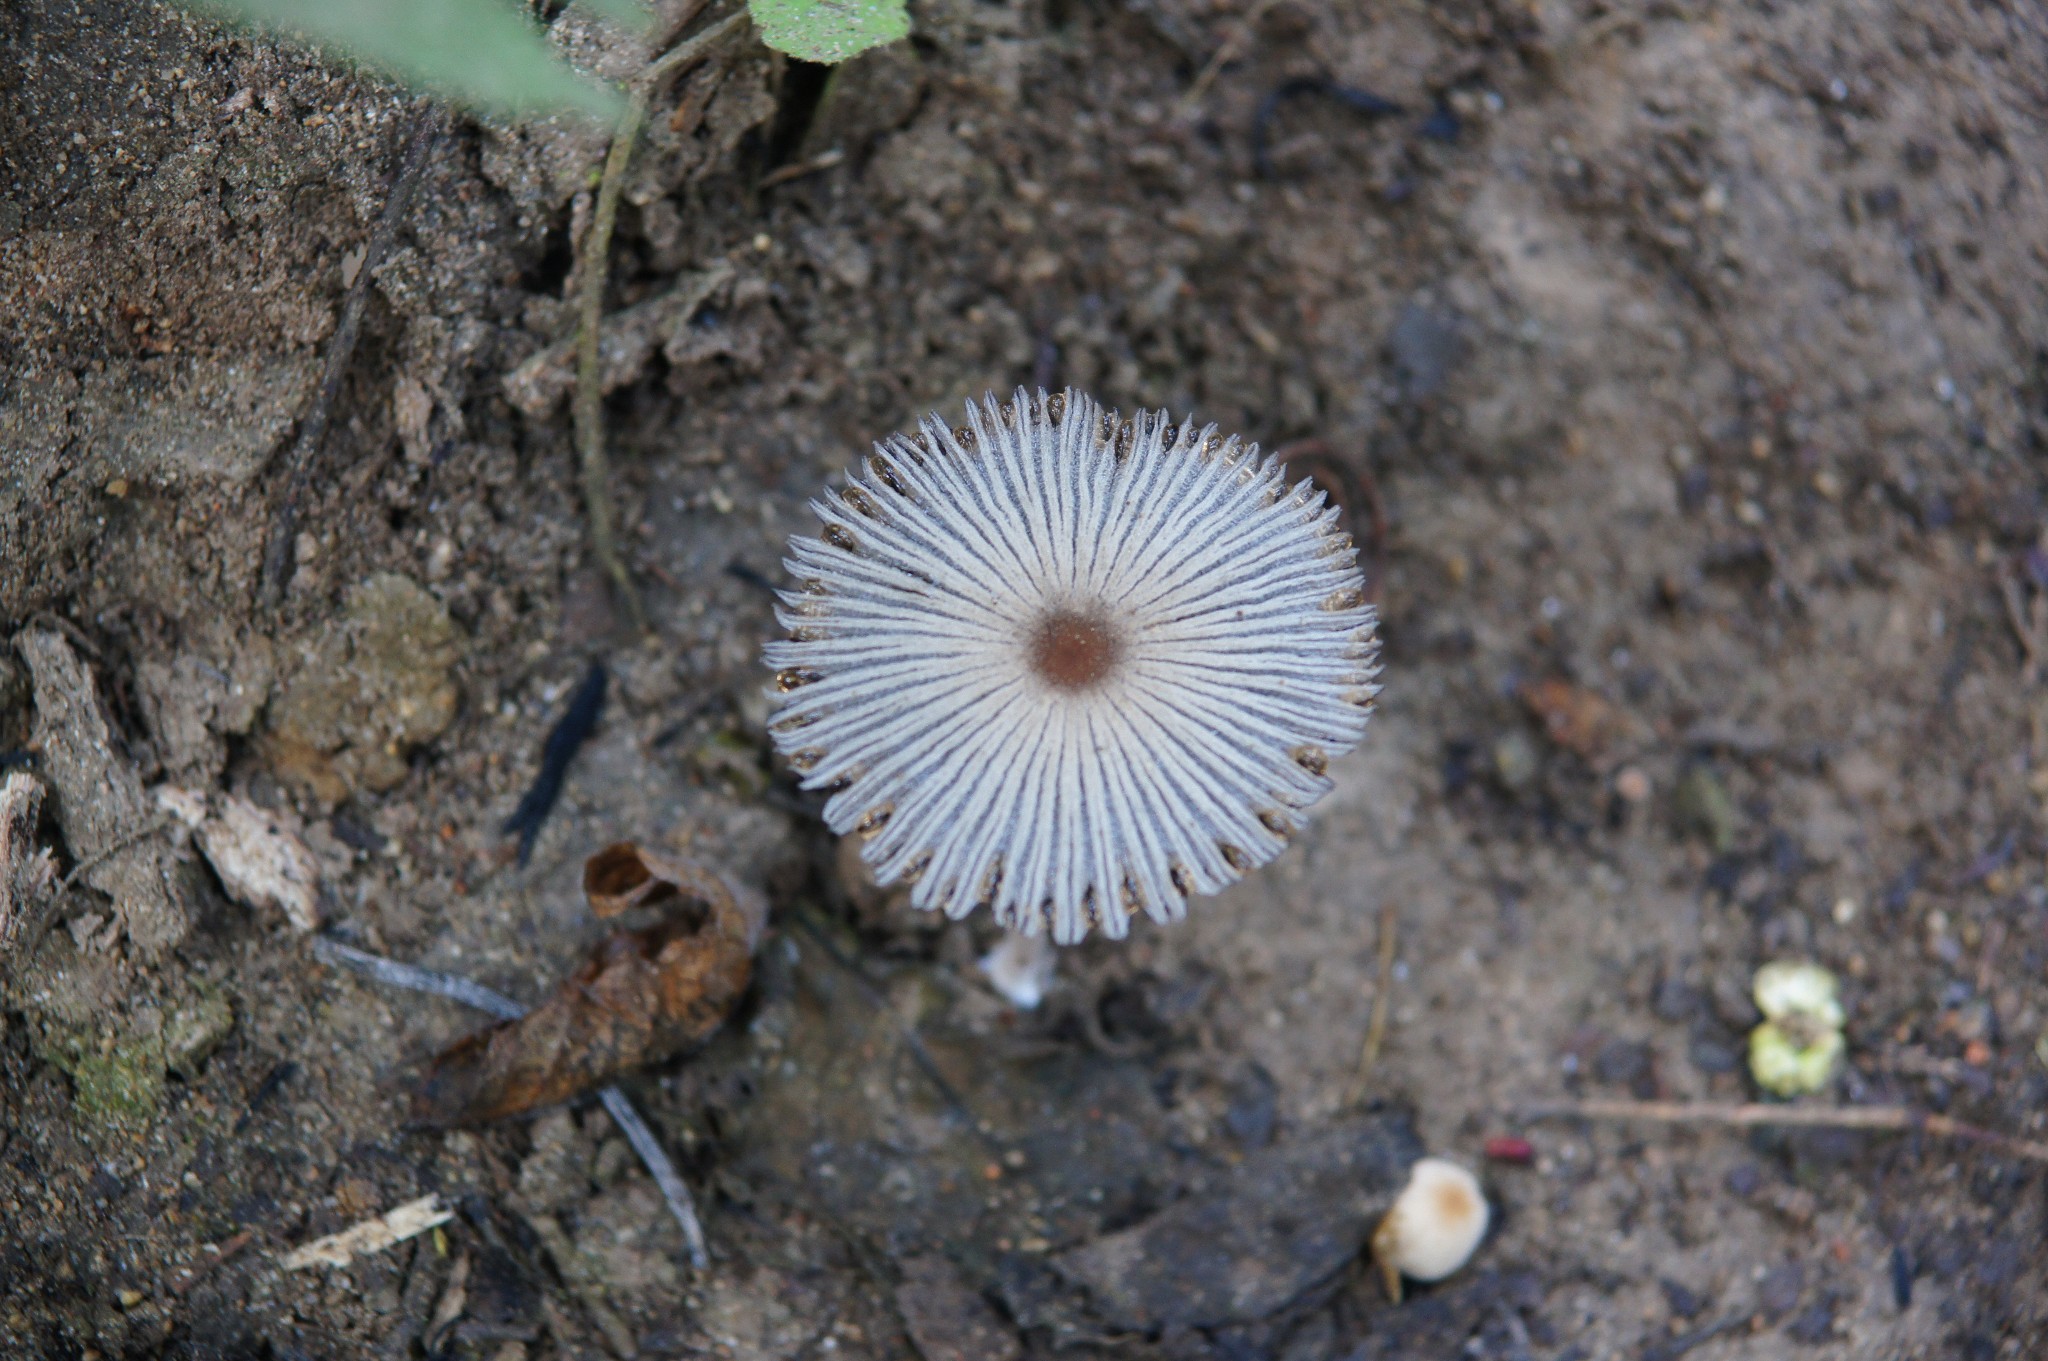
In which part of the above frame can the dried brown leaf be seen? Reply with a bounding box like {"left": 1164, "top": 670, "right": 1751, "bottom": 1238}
{"left": 411, "top": 842, "right": 762, "bottom": 1126}
{"left": 583, "top": 840, "right": 743, "bottom": 920}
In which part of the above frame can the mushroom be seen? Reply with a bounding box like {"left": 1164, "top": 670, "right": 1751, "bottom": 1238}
{"left": 1371, "top": 1157, "right": 1490, "bottom": 1301}
{"left": 765, "top": 388, "right": 1379, "bottom": 944}
{"left": 979, "top": 929, "right": 1058, "bottom": 1009}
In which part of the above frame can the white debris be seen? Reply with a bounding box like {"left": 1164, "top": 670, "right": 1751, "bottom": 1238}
{"left": 157, "top": 786, "right": 321, "bottom": 932}
{"left": 281, "top": 1194, "right": 453, "bottom": 1271}
{"left": 153, "top": 784, "right": 208, "bottom": 831}
{"left": 1753, "top": 959, "right": 1844, "bottom": 1029}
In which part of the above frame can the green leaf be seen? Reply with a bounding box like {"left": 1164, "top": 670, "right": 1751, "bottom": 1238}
{"left": 749, "top": 0, "right": 908, "bottom": 64}
{"left": 181, "top": 0, "right": 623, "bottom": 120}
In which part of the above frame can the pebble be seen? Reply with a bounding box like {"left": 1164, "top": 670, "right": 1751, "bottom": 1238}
{"left": 1689, "top": 1037, "right": 1740, "bottom": 1074}
{"left": 1594, "top": 1038, "right": 1657, "bottom": 1097}
{"left": 1483, "top": 1135, "right": 1535, "bottom": 1165}
{"left": 1673, "top": 766, "right": 1739, "bottom": 851}
{"left": 1660, "top": 1279, "right": 1705, "bottom": 1320}
{"left": 1757, "top": 1261, "right": 1805, "bottom": 1318}
{"left": 1492, "top": 730, "right": 1540, "bottom": 793}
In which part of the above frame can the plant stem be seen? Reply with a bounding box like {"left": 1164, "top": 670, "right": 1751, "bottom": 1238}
{"left": 575, "top": 87, "right": 651, "bottom": 636}
{"left": 573, "top": 8, "right": 751, "bottom": 638}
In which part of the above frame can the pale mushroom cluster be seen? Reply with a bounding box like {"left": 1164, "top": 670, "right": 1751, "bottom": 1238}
{"left": 765, "top": 388, "right": 1380, "bottom": 944}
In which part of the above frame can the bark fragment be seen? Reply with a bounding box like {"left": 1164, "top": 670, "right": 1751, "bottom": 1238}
{"left": 14, "top": 628, "right": 188, "bottom": 956}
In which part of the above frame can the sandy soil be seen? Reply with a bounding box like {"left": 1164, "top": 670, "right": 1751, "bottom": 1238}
{"left": 3, "top": 1, "right": 2046, "bottom": 1357}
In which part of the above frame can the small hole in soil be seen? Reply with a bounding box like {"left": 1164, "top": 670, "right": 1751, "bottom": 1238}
{"left": 519, "top": 204, "right": 575, "bottom": 295}
{"left": 761, "top": 60, "right": 833, "bottom": 174}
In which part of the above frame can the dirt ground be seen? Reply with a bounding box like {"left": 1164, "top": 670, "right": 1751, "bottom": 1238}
{"left": 4, "top": 0, "right": 2047, "bottom": 1357}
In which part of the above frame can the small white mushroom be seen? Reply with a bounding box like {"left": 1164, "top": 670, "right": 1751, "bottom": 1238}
{"left": 1371, "top": 1157, "right": 1490, "bottom": 1301}
{"left": 979, "top": 929, "right": 1058, "bottom": 1009}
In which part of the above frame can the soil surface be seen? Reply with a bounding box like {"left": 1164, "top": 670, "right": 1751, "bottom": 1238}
{"left": 4, "top": 1, "right": 2048, "bottom": 1358}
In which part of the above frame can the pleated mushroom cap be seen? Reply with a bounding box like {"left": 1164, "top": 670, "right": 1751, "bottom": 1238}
{"left": 764, "top": 388, "right": 1380, "bottom": 944}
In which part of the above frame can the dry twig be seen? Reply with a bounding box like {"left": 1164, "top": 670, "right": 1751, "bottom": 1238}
{"left": 1520, "top": 1097, "right": 2048, "bottom": 1165}
{"left": 1999, "top": 570, "right": 2045, "bottom": 685}
{"left": 1346, "top": 901, "right": 1398, "bottom": 1108}
{"left": 1175, "top": 0, "right": 1284, "bottom": 117}
{"left": 281, "top": 1194, "right": 454, "bottom": 1270}
{"left": 169, "top": 1228, "right": 255, "bottom": 1296}
{"left": 758, "top": 146, "right": 846, "bottom": 189}
{"left": 599, "top": 1085, "right": 710, "bottom": 1269}
{"left": 261, "top": 106, "right": 445, "bottom": 607}
{"left": 310, "top": 935, "right": 525, "bottom": 1020}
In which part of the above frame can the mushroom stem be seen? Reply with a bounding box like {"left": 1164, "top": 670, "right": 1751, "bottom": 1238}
{"left": 979, "top": 929, "right": 1058, "bottom": 1010}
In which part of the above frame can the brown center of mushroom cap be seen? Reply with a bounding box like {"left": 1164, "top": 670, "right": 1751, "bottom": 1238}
{"left": 1430, "top": 1181, "right": 1478, "bottom": 1225}
{"left": 1029, "top": 611, "right": 1121, "bottom": 691}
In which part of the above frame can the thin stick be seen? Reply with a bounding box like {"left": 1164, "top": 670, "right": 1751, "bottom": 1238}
{"left": 169, "top": 1228, "right": 256, "bottom": 1295}
{"left": 785, "top": 907, "right": 999, "bottom": 1149}
{"left": 58, "top": 814, "right": 173, "bottom": 896}
{"left": 640, "top": 10, "right": 748, "bottom": 89}
{"left": 1175, "top": 0, "right": 1283, "bottom": 117}
{"left": 309, "top": 936, "right": 525, "bottom": 1020}
{"left": 1346, "top": 901, "right": 1398, "bottom": 1107}
{"left": 261, "top": 106, "right": 444, "bottom": 608}
{"left": 1999, "top": 571, "right": 2043, "bottom": 685}
{"left": 758, "top": 146, "right": 846, "bottom": 190}
{"left": 572, "top": 8, "right": 750, "bottom": 638}
{"left": 309, "top": 935, "right": 713, "bottom": 1264}
{"left": 1519, "top": 1097, "right": 2048, "bottom": 1165}
{"left": 599, "top": 1086, "right": 708, "bottom": 1269}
